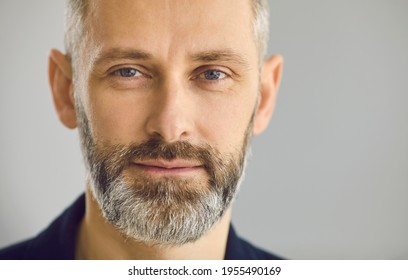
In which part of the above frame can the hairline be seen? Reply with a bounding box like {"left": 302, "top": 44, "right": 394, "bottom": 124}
{"left": 65, "top": 0, "right": 269, "bottom": 74}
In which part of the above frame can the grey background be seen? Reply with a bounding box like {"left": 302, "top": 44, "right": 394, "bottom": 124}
{"left": 0, "top": 0, "right": 407, "bottom": 259}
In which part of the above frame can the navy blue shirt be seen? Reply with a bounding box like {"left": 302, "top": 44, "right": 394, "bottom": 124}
{"left": 0, "top": 194, "right": 282, "bottom": 260}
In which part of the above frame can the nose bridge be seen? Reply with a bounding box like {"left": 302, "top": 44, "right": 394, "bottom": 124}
{"left": 145, "top": 73, "right": 193, "bottom": 142}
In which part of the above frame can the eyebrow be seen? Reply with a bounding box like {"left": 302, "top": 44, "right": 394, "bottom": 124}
{"left": 94, "top": 48, "right": 153, "bottom": 66}
{"left": 191, "top": 49, "right": 251, "bottom": 69}
{"left": 93, "top": 48, "right": 250, "bottom": 69}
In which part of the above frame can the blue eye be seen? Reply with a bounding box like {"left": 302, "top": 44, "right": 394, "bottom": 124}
{"left": 200, "top": 70, "right": 226, "bottom": 80}
{"left": 114, "top": 68, "right": 143, "bottom": 78}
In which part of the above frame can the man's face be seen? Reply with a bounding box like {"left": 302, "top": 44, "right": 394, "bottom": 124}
{"left": 74, "top": 0, "right": 261, "bottom": 244}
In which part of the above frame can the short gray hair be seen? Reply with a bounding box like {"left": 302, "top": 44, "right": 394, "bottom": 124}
{"left": 250, "top": 0, "right": 270, "bottom": 62}
{"left": 64, "top": 0, "right": 90, "bottom": 72}
{"left": 65, "top": 0, "right": 270, "bottom": 70}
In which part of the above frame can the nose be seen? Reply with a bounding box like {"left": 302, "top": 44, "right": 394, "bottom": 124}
{"left": 144, "top": 77, "right": 194, "bottom": 142}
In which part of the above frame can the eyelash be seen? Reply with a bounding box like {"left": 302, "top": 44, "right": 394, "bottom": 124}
{"left": 196, "top": 69, "right": 228, "bottom": 82}
{"left": 111, "top": 67, "right": 146, "bottom": 78}
{"left": 110, "top": 67, "right": 229, "bottom": 80}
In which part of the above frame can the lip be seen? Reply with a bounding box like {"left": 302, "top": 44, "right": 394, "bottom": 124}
{"left": 131, "top": 159, "right": 203, "bottom": 175}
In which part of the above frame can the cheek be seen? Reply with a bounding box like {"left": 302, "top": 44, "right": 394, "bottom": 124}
{"left": 197, "top": 89, "right": 257, "bottom": 153}
{"left": 85, "top": 76, "right": 258, "bottom": 149}
{"left": 87, "top": 87, "right": 149, "bottom": 143}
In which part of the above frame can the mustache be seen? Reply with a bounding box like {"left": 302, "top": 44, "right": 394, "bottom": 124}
{"left": 124, "top": 137, "right": 215, "bottom": 163}
{"left": 92, "top": 137, "right": 220, "bottom": 182}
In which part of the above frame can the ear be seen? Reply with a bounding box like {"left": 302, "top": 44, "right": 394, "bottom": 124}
{"left": 48, "top": 49, "right": 77, "bottom": 129}
{"left": 253, "top": 54, "right": 283, "bottom": 135}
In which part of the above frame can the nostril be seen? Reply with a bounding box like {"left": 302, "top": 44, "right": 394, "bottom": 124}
{"left": 144, "top": 114, "right": 192, "bottom": 143}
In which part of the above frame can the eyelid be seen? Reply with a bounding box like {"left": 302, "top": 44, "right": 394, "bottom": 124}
{"left": 198, "top": 70, "right": 227, "bottom": 80}
{"left": 193, "top": 66, "right": 232, "bottom": 80}
{"left": 108, "top": 65, "right": 151, "bottom": 78}
{"left": 114, "top": 68, "right": 142, "bottom": 78}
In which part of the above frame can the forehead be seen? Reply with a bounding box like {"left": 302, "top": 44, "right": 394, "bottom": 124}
{"left": 85, "top": 0, "right": 257, "bottom": 63}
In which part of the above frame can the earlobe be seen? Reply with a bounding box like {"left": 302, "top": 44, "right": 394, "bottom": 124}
{"left": 48, "top": 49, "right": 77, "bottom": 129}
{"left": 252, "top": 54, "right": 283, "bottom": 135}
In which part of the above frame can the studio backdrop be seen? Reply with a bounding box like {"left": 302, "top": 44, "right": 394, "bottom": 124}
{"left": 0, "top": 0, "right": 407, "bottom": 259}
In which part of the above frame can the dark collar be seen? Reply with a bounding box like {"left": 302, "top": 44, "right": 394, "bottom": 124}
{"left": 16, "top": 194, "right": 281, "bottom": 260}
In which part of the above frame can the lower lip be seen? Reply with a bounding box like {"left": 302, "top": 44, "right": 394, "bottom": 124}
{"left": 130, "top": 163, "right": 204, "bottom": 175}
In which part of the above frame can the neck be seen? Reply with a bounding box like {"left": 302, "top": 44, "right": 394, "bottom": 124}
{"left": 76, "top": 187, "right": 231, "bottom": 260}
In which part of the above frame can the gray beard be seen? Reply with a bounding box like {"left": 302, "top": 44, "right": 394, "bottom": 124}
{"left": 76, "top": 99, "right": 252, "bottom": 245}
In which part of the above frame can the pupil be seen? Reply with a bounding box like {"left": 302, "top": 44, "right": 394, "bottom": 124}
{"left": 120, "top": 68, "right": 136, "bottom": 77}
{"left": 205, "top": 70, "right": 221, "bottom": 80}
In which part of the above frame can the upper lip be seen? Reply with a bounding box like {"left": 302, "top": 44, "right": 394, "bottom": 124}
{"left": 133, "top": 159, "right": 202, "bottom": 169}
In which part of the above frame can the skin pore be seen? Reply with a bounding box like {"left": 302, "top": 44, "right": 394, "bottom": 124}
{"left": 48, "top": 0, "right": 283, "bottom": 259}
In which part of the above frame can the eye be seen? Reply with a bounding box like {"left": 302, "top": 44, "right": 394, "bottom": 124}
{"left": 198, "top": 70, "right": 227, "bottom": 81}
{"left": 113, "top": 68, "right": 144, "bottom": 78}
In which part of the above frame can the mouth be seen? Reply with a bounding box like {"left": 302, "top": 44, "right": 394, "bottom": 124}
{"left": 131, "top": 159, "right": 204, "bottom": 175}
